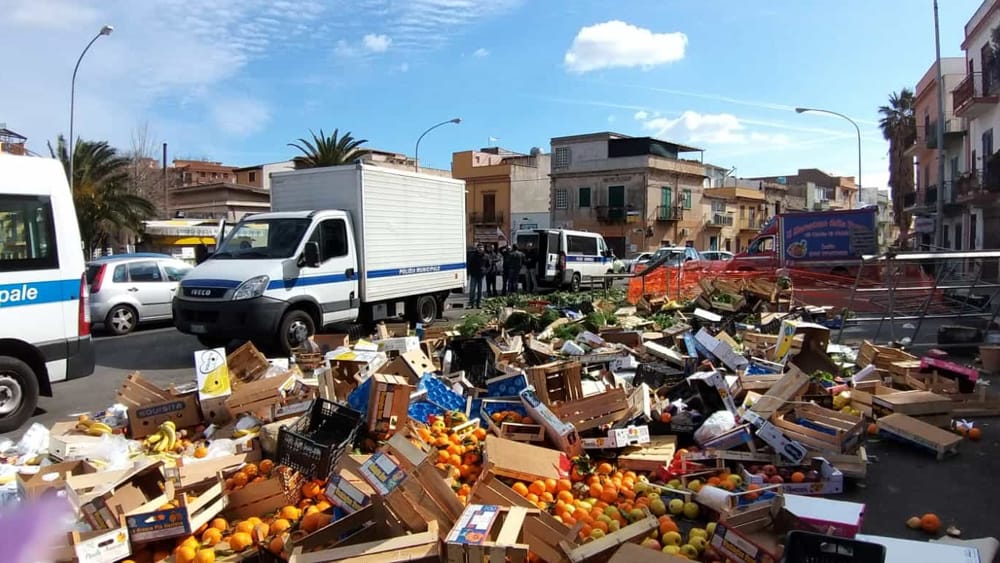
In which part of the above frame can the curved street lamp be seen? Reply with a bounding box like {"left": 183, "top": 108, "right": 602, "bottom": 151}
{"left": 795, "top": 107, "right": 862, "bottom": 204}
{"left": 414, "top": 117, "right": 461, "bottom": 171}
{"left": 69, "top": 24, "right": 114, "bottom": 191}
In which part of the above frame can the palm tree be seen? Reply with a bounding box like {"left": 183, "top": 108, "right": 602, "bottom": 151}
{"left": 878, "top": 89, "right": 917, "bottom": 247}
{"left": 288, "top": 129, "right": 370, "bottom": 169}
{"left": 50, "top": 136, "right": 156, "bottom": 256}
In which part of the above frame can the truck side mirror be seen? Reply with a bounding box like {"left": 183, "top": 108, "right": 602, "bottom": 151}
{"left": 303, "top": 241, "right": 321, "bottom": 268}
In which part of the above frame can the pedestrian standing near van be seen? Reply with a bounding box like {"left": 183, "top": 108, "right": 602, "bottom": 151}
{"left": 485, "top": 244, "right": 502, "bottom": 297}
{"left": 524, "top": 242, "right": 538, "bottom": 294}
{"left": 467, "top": 244, "right": 487, "bottom": 308}
{"left": 504, "top": 244, "right": 524, "bottom": 294}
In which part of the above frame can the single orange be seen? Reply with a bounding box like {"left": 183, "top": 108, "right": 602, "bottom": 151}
{"left": 229, "top": 532, "right": 253, "bottom": 552}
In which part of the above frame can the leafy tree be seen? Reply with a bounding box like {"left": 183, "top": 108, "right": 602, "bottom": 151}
{"left": 50, "top": 135, "right": 156, "bottom": 256}
{"left": 878, "top": 89, "right": 916, "bottom": 246}
{"left": 288, "top": 129, "right": 370, "bottom": 169}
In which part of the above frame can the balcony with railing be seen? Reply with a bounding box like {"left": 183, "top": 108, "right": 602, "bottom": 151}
{"left": 704, "top": 212, "right": 734, "bottom": 228}
{"left": 653, "top": 205, "right": 682, "bottom": 222}
{"left": 953, "top": 71, "right": 1000, "bottom": 118}
{"left": 903, "top": 190, "right": 918, "bottom": 210}
{"left": 737, "top": 217, "right": 761, "bottom": 232}
{"left": 595, "top": 205, "right": 627, "bottom": 224}
{"left": 955, "top": 170, "right": 1000, "bottom": 202}
{"left": 469, "top": 211, "right": 504, "bottom": 225}
{"left": 924, "top": 117, "right": 966, "bottom": 149}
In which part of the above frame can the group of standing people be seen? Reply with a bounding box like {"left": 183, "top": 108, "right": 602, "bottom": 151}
{"left": 466, "top": 242, "right": 538, "bottom": 308}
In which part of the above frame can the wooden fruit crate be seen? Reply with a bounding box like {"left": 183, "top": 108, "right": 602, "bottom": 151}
{"left": 227, "top": 341, "right": 270, "bottom": 384}
{"left": 293, "top": 351, "right": 325, "bottom": 372}
{"left": 471, "top": 471, "right": 578, "bottom": 563}
{"left": 905, "top": 372, "right": 960, "bottom": 395}
{"left": 745, "top": 364, "right": 811, "bottom": 420}
{"left": 889, "top": 360, "right": 922, "bottom": 386}
{"left": 444, "top": 504, "right": 535, "bottom": 563}
{"left": 559, "top": 511, "right": 659, "bottom": 563}
{"left": 876, "top": 413, "right": 962, "bottom": 460}
{"left": 771, "top": 404, "right": 864, "bottom": 454}
{"left": 616, "top": 436, "right": 677, "bottom": 473}
{"left": 550, "top": 388, "right": 629, "bottom": 433}
{"left": 526, "top": 361, "right": 583, "bottom": 405}
{"left": 381, "top": 458, "right": 465, "bottom": 538}
{"left": 856, "top": 341, "right": 917, "bottom": 371}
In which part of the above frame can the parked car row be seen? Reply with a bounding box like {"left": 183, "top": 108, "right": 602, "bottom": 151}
{"left": 86, "top": 253, "right": 192, "bottom": 335}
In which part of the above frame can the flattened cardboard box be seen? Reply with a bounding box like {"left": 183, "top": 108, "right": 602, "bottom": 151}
{"left": 117, "top": 373, "right": 202, "bottom": 439}
{"left": 17, "top": 460, "right": 99, "bottom": 501}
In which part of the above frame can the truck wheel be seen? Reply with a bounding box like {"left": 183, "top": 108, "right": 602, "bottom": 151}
{"left": 570, "top": 273, "right": 581, "bottom": 292}
{"left": 278, "top": 309, "right": 315, "bottom": 356}
{"left": 0, "top": 356, "right": 39, "bottom": 433}
{"left": 106, "top": 304, "right": 138, "bottom": 335}
{"left": 411, "top": 295, "right": 438, "bottom": 326}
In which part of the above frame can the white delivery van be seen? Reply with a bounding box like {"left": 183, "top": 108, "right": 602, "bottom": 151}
{"left": 174, "top": 163, "right": 467, "bottom": 353}
{"left": 513, "top": 228, "right": 614, "bottom": 291}
{"left": 0, "top": 154, "right": 95, "bottom": 432}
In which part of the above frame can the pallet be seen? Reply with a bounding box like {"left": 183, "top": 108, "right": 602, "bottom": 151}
{"left": 876, "top": 413, "right": 962, "bottom": 460}
{"left": 771, "top": 404, "right": 864, "bottom": 454}
{"left": 617, "top": 436, "right": 677, "bottom": 473}
{"left": 444, "top": 504, "right": 534, "bottom": 563}
{"left": 470, "top": 471, "right": 578, "bottom": 563}
{"left": 526, "top": 361, "right": 584, "bottom": 405}
{"left": 550, "top": 388, "right": 629, "bottom": 432}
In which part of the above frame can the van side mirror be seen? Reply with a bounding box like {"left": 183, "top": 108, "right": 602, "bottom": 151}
{"left": 303, "top": 241, "right": 321, "bottom": 268}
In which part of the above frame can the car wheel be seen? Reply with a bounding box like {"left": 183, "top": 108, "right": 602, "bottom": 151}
{"left": 411, "top": 295, "right": 438, "bottom": 326}
{"left": 106, "top": 305, "right": 138, "bottom": 335}
{"left": 278, "top": 309, "right": 315, "bottom": 356}
{"left": 0, "top": 356, "right": 39, "bottom": 433}
{"left": 570, "top": 273, "right": 581, "bottom": 292}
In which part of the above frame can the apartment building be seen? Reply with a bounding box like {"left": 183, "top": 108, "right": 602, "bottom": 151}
{"left": 453, "top": 147, "right": 550, "bottom": 246}
{"left": 903, "top": 57, "right": 970, "bottom": 249}
{"left": 860, "top": 187, "right": 896, "bottom": 250}
{"left": 234, "top": 161, "right": 295, "bottom": 191}
{"left": 947, "top": 0, "right": 1000, "bottom": 252}
{"left": 748, "top": 169, "right": 857, "bottom": 211}
{"left": 0, "top": 127, "right": 27, "bottom": 155}
{"left": 701, "top": 186, "right": 765, "bottom": 253}
{"left": 548, "top": 132, "right": 710, "bottom": 257}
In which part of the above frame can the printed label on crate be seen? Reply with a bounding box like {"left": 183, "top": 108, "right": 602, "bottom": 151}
{"left": 447, "top": 504, "right": 500, "bottom": 546}
{"left": 358, "top": 452, "right": 406, "bottom": 496}
{"left": 195, "top": 348, "right": 231, "bottom": 400}
{"left": 75, "top": 528, "right": 131, "bottom": 563}
{"left": 135, "top": 400, "right": 188, "bottom": 419}
{"left": 271, "top": 400, "right": 311, "bottom": 420}
{"left": 325, "top": 475, "right": 370, "bottom": 513}
{"left": 127, "top": 508, "right": 190, "bottom": 543}
{"left": 711, "top": 523, "right": 766, "bottom": 563}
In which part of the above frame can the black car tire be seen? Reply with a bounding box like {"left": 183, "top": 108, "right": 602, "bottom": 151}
{"left": 0, "top": 356, "right": 39, "bottom": 434}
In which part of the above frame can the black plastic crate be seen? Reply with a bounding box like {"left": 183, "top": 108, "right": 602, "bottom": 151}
{"left": 634, "top": 361, "right": 686, "bottom": 390}
{"left": 781, "top": 531, "right": 885, "bottom": 563}
{"left": 276, "top": 398, "right": 362, "bottom": 480}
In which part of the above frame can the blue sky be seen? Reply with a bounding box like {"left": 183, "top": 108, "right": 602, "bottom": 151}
{"left": 2, "top": 0, "right": 983, "bottom": 189}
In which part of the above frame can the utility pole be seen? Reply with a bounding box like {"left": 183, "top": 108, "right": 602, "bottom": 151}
{"left": 933, "top": 0, "right": 946, "bottom": 249}
{"left": 162, "top": 143, "right": 168, "bottom": 218}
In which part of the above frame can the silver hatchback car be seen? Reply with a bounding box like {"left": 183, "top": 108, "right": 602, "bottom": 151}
{"left": 86, "top": 254, "right": 193, "bottom": 335}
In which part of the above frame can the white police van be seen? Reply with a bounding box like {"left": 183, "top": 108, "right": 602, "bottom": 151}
{"left": 513, "top": 228, "right": 615, "bottom": 291}
{"left": 0, "top": 154, "right": 95, "bottom": 432}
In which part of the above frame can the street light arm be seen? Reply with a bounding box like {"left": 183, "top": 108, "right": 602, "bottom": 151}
{"left": 70, "top": 26, "right": 113, "bottom": 193}
{"left": 795, "top": 107, "right": 863, "bottom": 198}
{"left": 414, "top": 118, "right": 461, "bottom": 172}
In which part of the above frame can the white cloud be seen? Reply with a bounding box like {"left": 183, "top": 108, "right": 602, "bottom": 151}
{"left": 399, "top": 62, "right": 410, "bottom": 72}
{"left": 473, "top": 47, "right": 489, "bottom": 57}
{"left": 9, "top": 0, "right": 99, "bottom": 29}
{"left": 564, "top": 20, "right": 687, "bottom": 73}
{"left": 210, "top": 97, "right": 271, "bottom": 136}
{"left": 636, "top": 110, "right": 790, "bottom": 146}
{"left": 363, "top": 33, "right": 392, "bottom": 52}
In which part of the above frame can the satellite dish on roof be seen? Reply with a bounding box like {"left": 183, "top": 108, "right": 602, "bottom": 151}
{"left": 530, "top": 147, "right": 542, "bottom": 156}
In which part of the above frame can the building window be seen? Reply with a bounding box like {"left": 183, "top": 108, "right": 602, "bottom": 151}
{"left": 578, "top": 187, "right": 591, "bottom": 208}
{"left": 249, "top": 171, "right": 257, "bottom": 183}
{"left": 199, "top": 171, "right": 206, "bottom": 178}
{"left": 682, "top": 189, "right": 692, "bottom": 209}
{"left": 553, "top": 147, "right": 571, "bottom": 168}
{"left": 711, "top": 200, "right": 726, "bottom": 213}
{"left": 983, "top": 129, "right": 993, "bottom": 159}
{"left": 661, "top": 186, "right": 672, "bottom": 208}
{"left": 739, "top": 205, "right": 746, "bottom": 219}
{"left": 555, "top": 188, "right": 568, "bottom": 210}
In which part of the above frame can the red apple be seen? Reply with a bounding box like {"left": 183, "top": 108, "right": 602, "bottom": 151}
{"left": 768, "top": 474, "right": 784, "bottom": 484}
{"left": 762, "top": 464, "right": 778, "bottom": 477}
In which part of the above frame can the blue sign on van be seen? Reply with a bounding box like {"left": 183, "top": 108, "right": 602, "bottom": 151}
{"left": 0, "top": 279, "right": 78, "bottom": 308}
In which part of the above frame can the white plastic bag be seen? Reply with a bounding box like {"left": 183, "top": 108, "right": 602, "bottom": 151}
{"left": 694, "top": 410, "right": 737, "bottom": 446}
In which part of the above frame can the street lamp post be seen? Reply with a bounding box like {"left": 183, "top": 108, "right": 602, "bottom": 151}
{"left": 414, "top": 118, "right": 461, "bottom": 172}
{"left": 795, "top": 107, "right": 862, "bottom": 205}
{"left": 69, "top": 25, "right": 114, "bottom": 191}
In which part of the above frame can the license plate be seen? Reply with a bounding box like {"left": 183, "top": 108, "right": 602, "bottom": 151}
{"left": 190, "top": 324, "right": 207, "bottom": 334}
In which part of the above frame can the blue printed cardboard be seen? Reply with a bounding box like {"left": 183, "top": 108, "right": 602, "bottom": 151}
{"left": 325, "top": 475, "right": 370, "bottom": 514}
{"left": 358, "top": 452, "right": 407, "bottom": 495}
{"left": 486, "top": 371, "right": 529, "bottom": 397}
{"left": 127, "top": 507, "right": 190, "bottom": 543}
{"left": 418, "top": 374, "right": 466, "bottom": 412}
{"left": 347, "top": 376, "right": 372, "bottom": 416}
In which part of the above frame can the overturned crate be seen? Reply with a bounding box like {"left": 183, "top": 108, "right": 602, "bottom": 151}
{"left": 227, "top": 341, "right": 270, "bottom": 384}
{"left": 526, "top": 361, "right": 583, "bottom": 405}
{"left": 770, "top": 404, "right": 864, "bottom": 454}
{"left": 550, "top": 387, "right": 629, "bottom": 433}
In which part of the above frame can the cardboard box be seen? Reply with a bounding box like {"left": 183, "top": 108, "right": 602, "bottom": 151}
{"left": 741, "top": 458, "right": 844, "bottom": 495}
{"left": 116, "top": 373, "right": 202, "bottom": 439}
{"left": 325, "top": 473, "right": 371, "bottom": 514}
{"left": 695, "top": 329, "right": 749, "bottom": 372}
{"left": 194, "top": 347, "right": 232, "bottom": 401}
{"left": 855, "top": 533, "right": 983, "bottom": 563}
{"left": 357, "top": 451, "right": 408, "bottom": 495}
{"left": 330, "top": 348, "right": 389, "bottom": 381}
{"left": 519, "top": 388, "right": 583, "bottom": 457}
{"left": 377, "top": 336, "right": 421, "bottom": 355}
{"left": 871, "top": 390, "right": 954, "bottom": 416}
{"left": 482, "top": 435, "right": 571, "bottom": 482}
{"left": 125, "top": 479, "right": 225, "bottom": 543}
{"left": 743, "top": 411, "right": 808, "bottom": 465}
{"left": 49, "top": 515, "right": 131, "bottom": 563}
{"left": 701, "top": 424, "right": 754, "bottom": 450}
{"left": 783, "top": 494, "right": 864, "bottom": 537}
{"left": 368, "top": 373, "right": 412, "bottom": 439}
{"left": 17, "top": 460, "right": 99, "bottom": 501}
{"left": 687, "top": 370, "right": 739, "bottom": 415}
{"left": 876, "top": 413, "right": 963, "bottom": 460}
{"left": 377, "top": 349, "right": 434, "bottom": 384}
{"left": 580, "top": 425, "right": 650, "bottom": 449}
{"left": 48, "top": 421, "right": 109, "bottom": 461}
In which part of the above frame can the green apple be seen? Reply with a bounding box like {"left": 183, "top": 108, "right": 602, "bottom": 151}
{"left": 690, "top": 536, "right": 708, "bottom": 552}
{"left": 668, "top": 498, "right": 685, "bottom": 515}
{"left": 687, "top": 479, "right": 702, "bottom": 492}
{"left": 649, "top": 499, "right": 667, "bottom": 517}
{"left": 661, "top": 531, "right": 682, "bottom": 546}
{"left": 667, "top": 479, "right": 682, "bottom": 489}
{"left": 683, "top": 501, "right": 700, "bottom": 519}
{"left": 688, "top": 527, "right": 707, "bottom": 540}
{"left": 680, "top": 544, "right": 699, "bottom": 558}
{"left": 661, "top": 545, "right": 681, "bottom": 555}
{"left": 706, "top": 522, "right": 717, "bottom": 536}
{"left": 727, "top": 474, "right": 742, "bottom": 488}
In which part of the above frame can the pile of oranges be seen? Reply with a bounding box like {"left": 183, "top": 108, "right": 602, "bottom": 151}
{"left": 489, "top": 410, "right": 534, "bottom": 425}
{"left": 223, "top": 459, "right": 275, "bottom": 493}
{"left": 414, "top": 420, "right": 489, "bottom": 504}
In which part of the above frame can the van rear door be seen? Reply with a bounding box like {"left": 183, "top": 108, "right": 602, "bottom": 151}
{"left": 536, "top": 231, "right": 560, "bottom": 282}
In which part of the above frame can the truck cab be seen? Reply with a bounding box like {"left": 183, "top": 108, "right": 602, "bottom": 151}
{"left": 174, "top": 210, "right": 360, "bottom": 353}
{"left": 727, "top": 220, "right": 779, "bottom": 272}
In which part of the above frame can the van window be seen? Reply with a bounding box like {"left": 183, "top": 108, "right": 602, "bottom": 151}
{"left": 128, "top": 261, "right": 163, "bottom": 282}
{"left": 311, "top": 219, "right": 348, "bottom": 261}
{"left": 567, "top": 235, "right": 598, "bottom": 255}
{"left": 516, "top": 233, "right": 538, "bottom": 249}
{"left": 0, "top": 195, "right": 58, "bottom": 272}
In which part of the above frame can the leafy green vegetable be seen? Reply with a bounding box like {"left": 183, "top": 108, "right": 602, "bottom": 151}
{"left": 553, "top": 323, "right": 583, "bottom": 341}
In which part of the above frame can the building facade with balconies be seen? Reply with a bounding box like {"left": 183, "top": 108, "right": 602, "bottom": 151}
{"left": 748, "top": 169, "right": 857, "bottom": 212}
{"left": 548, "top": 132, "right": 709, "bottom": 258}
{"left": 452, "top": 148, "right": 550, "bottom": 246}
{"left": 702, "top": 186, "right": 766, "bottom": 252}
{"left": 948, "top": 0, "right": 1000, "bottom": 252}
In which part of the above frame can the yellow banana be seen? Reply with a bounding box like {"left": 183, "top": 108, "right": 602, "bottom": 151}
{"left": 146, "top": 432, "right": 163, "bottom": 445}
{"left": 85, "top": 422, "right": 113, "bottom": 436}
{"left": 154, "top": 437, "right": 168, "bottom": 453}
{"left": 160, "top": 422, "right": 177, "bottom": 451}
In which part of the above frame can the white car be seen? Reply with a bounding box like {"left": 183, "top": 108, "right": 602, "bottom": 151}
{"left": 626, "top": 252, "right": 654, "bottom": 273}
{"left": 701, "top": 250, "right": 734, "bottom": 262}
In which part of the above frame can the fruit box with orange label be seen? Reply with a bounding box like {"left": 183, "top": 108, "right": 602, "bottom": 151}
{"left": 48, "top": 514, "right": 131, "bottom": 563}
{"left": 124, "top": 477, "right": 226, "bottom": 543}
{"left": 219, "top": 464, "right": 303, "bottom": 520}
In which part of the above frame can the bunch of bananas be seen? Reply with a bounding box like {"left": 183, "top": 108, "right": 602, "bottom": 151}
{"left": 76, "top": 415, "right": 113, "bottom": 436}
{"left": 143, "top": 421, "right": 178, "bottom": 454}
{"left": 232, "top": 423, "right": 261, "bottom": 439}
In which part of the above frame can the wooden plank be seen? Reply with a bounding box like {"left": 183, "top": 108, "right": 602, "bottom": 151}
{"left": 562, "top": 513, "right": 658, "bottom": 563}
{"left": 550, "top": 388, "right": 629, "bottom": 432}
{"left": 617, "top": 437, "right": 677, "bottom": 473}
{"left": 289, "top": 521, "right": 439, "bottom": 563}
{"left": 746, "top": 364, "right": 811, "bottom": 420}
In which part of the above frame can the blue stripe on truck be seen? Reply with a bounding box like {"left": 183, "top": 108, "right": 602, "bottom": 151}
{"left": 0, "top": 278, "right": 79, "bottom": 308}
{"left": 180, "top": 279, "right": 241, "bottom": 289}
{"left": 366, "top": 262, "right": 466, "bottom": 279}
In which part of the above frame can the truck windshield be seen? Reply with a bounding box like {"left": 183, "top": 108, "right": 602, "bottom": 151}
{"left": 212, "top": 219, "right": 311, "bottom": 259}
{"left": 748, "top": 237, "right": 774, "bottom": 254}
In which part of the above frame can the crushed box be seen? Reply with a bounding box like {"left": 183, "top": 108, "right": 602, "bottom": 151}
{"left": 116, "top": 373, "right": 202, "bottom": 439}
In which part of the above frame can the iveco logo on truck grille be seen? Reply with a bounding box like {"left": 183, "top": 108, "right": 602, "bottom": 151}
{"left": 190, "top": 289, "right": 212, "bottom": 297}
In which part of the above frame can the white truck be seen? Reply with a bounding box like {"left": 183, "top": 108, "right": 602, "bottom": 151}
{"left": 173, "top": 163, "right": 467, "bottom": 353}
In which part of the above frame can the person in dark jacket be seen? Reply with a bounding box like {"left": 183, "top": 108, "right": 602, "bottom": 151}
{"left": 523, "top": 242, "right": 538, "bottom": 294}
{"left": 504, "top": 244, "right": 524, "bottom": 294}
{"left": 485, "top": 243, "right": 502, "bottom": 297}
{"left": 467, "top": 244, "right": 488, "bottom": 308}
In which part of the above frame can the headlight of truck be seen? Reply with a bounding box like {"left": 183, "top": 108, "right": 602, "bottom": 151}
{"left": 232, "top": 275, "right": 270, "bottom": 300}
